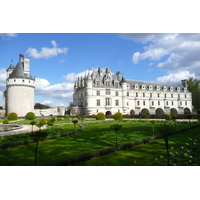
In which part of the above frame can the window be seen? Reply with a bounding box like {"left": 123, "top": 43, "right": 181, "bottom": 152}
{"left": 158, "top": 101, "right": 160, "bottom": 106}
{"left": 171, "top": 94, "right": 173, "bottom": 98}
{"left": 106, "top": 89, "right": 110, "bottom": 95}
{"left": 158, "top": 93, "right": 160, "bottom": 98}
{"left": 97, "top": 100, "right": 100, "bottom": 106}
{"left": 105, "top": 82, "right": 110, "bottom": 87}
{"left": 115, "top": 91, "right": 119, "bottom": 96}
{"left": 143, "top": 101, "right": 145, "bottom": 106}
{"left": 172, "top": 101, "right": 173, "bottom": 106}
{"left": 127, "top": 92, "right": 129, "bottom": 97}
{"left": 180, "top": 101, "right": 182, "bottom": 106}
{"left": 166, "top": 101, "right": 168, "bottom": 106}
{"left": 115, "top": 100, "right": 119, "bottom": 106}
{"left": 143, "top": 93, "right": 145, "bottom": 97}
{"left": 105, "top": 98, "right": 110, "bottom": 106}
{"left": 185, "top": 94, "right": 187, "bottom": 98}
{"left": 152, "top": 101, "right": 154, "bottom": 106}
{"left": 115, "top": 83, "right": 118, "bottom": 88}
{"left": 185, "top": 101, "right": 187, "bottom": 106}
{"left": 97, "top": 81, "right": 100, "bottom": 87}
{"left": 136, "top": 92, "right": 138, "bottom": 97}
{"left": 178, "top": 94, "right": 180, "bottom": 98}
{"left": 97, "top": 91, "right": 100, "bottom": 96}
{"left": 137, "top": 101, "right": 140, "bottom": 106}
{"left": 165, "top": 93, "right": 167, "bottom": 98}
{"left": 150, "top": 93, "right": 152, "bottom": 98}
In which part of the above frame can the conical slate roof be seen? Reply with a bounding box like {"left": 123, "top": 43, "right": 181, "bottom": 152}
{"left": 6, "top": 62, "right": 14, "bottom": 71}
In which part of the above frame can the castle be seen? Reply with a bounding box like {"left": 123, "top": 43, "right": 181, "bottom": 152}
{"left": 2, "top": 54, "right": 65, "bottom": 117}
{"left": 72, "top": 67, "right": 192, "bottom": 116}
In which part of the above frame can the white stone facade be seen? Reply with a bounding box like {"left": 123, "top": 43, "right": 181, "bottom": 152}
{"left": 72, "top": 67, "right": 192, "bottom": 116}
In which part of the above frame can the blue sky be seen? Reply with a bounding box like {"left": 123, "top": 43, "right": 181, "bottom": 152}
{"left": 1, "top": 33, "right": 200, "bottom": 107}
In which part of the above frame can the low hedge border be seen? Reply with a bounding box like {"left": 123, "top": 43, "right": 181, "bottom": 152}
{"left": 0, "top": 125, "right": 84, "bottom": 149}
{"left": 48, "top": 124, "right": 200, "bottom": 166}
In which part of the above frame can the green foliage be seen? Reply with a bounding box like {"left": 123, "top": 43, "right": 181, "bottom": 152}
{"left": 153, "top": 138, "right": 200, "bottom": 166}
{"left": 72, "top": 119, "right": 78, "bottom": 130}
{"left": 25, "top": 112, "right": 36, "bottom": 120}
{"left": 164, "top": 114, "right": 172, "bottom": 121}
{"left": 37, "top": 118, "right": 47, "bottom": 130}
{"left": 113, "top": 112, "right": 123, "bottom": 121}
{"left": 95, "top": 113, "right": 105, "bottom": 120}
{"left": 110, "top": 123, "right": 123, "bottom": 151}
{"left": 8, "top": 112, "right": 18, "bottom": 121}
{"left": 171, "top": 114, "right": 177, "bottom": 121}
{"left": 65, "top": 115, "right": 71, "bottom": 121}
{"left": 3, "top": 119, "right": 9, "bottom": 124}
{"left": 47, "top": 119, "right": 54, "bottom": 126}
{"left": 34, "top": 103, "right": 51, "bottom": 109}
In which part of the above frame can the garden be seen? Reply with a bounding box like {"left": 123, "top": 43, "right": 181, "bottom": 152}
{"left": 0, "top": 112, "right": 200, "bottom": 166}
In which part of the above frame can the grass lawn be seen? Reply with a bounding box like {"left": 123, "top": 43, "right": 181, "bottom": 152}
{"left": 76, "top": 126, "right": 200, "bottom": 166}
{"left": 0, "top": 121, "right": 194, "bottom": 166}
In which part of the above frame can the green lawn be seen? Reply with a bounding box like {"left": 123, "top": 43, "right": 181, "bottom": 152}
{"left": 0, "top": 121, "right": 194, "bottom": 166}
{"left": 76, "top": 126, "right": 200, "bottom": 166}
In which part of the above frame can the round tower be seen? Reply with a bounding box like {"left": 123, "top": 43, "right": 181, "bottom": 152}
{"left": 6, "top": 54, "right": 35, "bottom": 117}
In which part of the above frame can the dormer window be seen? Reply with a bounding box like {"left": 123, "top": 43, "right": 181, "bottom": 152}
{"left": 105, "top": 81, "right": 110, "bottom": 87}
{"left": 142, "top": 84, "right": 145, "bottom": 90}
{"left": 135, "top": 84, "right": 138, "bottom": 89}
{"left": 96, "top": 81, "right": 100, "bottom": 87}
{"left": 149, "top": 85, "right": 152, "bottom": 90}
{"left": 157, "top": 86, "right": 160, "bottom": 90}
{"left": 170, "top": 87, "right": 173, "bottom": 91}
{"left": 177, "top": 87, "right": 180, "bottom": 92}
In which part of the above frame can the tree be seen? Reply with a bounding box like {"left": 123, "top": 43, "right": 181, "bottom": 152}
{"left": 29, "top": 130, "right": 49, "bottom": 166}
{"left": 30, "top": 120, "right": 37, "bottom": 132}
{"left": 72, "top": 119, "right": 78, "bottom": 131}
{"left": 36, "top": 118, "right": 47, "bottom": 130}
{"left": 34, "top": 103, "right": 51, "bottom": 109}
{"left": 158, "top": 123, "right": 176, "bottom": 166}
{"left": 187, "top": 77, "right": 200, "bottom": 112}
{"left": 149, "top": 120, "right": 156, "bottom": 138}
{"left": 110, "top": 123, "right": 122, "bottom": 151}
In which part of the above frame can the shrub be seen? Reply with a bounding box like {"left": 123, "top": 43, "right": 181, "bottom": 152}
{"left": 165, "top": 114, "right": 172, "bottom": 121}
{"left": 7, "top": 112, "right": 18, "bottom": 121}
{"left": 3, "top": 119, "right": 9, "bottom": 124}
{"left": 95, "top": 113, "right": 105, "bottom": 120}
{"left": 25, "top": 112, "right": 36, "bottom": 120}
{"left": 47, "top": 119, "right": 54, "bottom": 126}
{"left": 113, "top": 112, "right": 123, "bottom": 121}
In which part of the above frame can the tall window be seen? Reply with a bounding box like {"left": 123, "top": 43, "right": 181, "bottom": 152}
{"left": 165, "top": 93, "right": 167, "bottom": 98}
{"left": 115, "top": 100, "right": 119, "bottom": 106}
{"left": 115, "top": 83, "right": 118, "bottom": 88}
{"left": 106, "top": 89, "right": 110, "bottom": 95}
{"left": 97, "top": 91, "right": 100, "bottom": 96}
{"left": 152, "top": 101, "right": 154, "bottom": 106}
{"left": 136, "top": 92, "right": 138, "bottom": 97}
{"left": 172, "top": 101, "right": 173, "bottom": 106}
{"left": 127, "top": 92, "right": 129, "bottom": 97}
{"left": 185, "top": 101, "right": 187, "bottom": 106}
{"left": 105, "top": 98, "right": 110, "bottom": 106}
{"left": 115, "top": 91, "right": 119, "bottom": 96}
{"left": 150, "top": 93, "right": 152, "bottom": 98}
{"left": 137, "top": 101, "right": 140, "bottom": 106}
{"left": 158, "top": 93, "right": 160, "bottom": 98}
{"left": 178, "top": 94, "right": 180, "bottom": 98}
{"left": 158, "top": 101, "right": 160, "bottom": 106}
{"left": 143, "top": 93, "right": 145, "bottom": 97}
{"left": 97, "top": 100, "right": 100, "bottom": 106}
{"left": 143, "top": 101, "right": 145, "bottom": 106}
{"left": 171, "top": 94, "right": 173, "bottom": 98}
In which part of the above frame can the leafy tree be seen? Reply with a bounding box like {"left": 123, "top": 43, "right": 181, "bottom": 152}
{"left": 110, "top": 123, "right": 122, "bottom": 151}
{"left": 72, "top": 119, "right": 78, "bottom": 130}
{"left": 29, "top": 130, "right": 49, "bottom": 166}
{"left": 158, "top": 123, "right": 176, "bottom": 165}
{"left": 36, "top": 118, "right": 47, "bottom": 130}
{"left": 187, "top": 77, "right": 200, "bottom": 112}
{"left": 149, "top": 120, "right": 156, "bottom": 138}
{"left": 34, "top": 103, "right": 51, "bottom": 109}
{"left": 30, "top": 120, "right": 37, "bottom": 132}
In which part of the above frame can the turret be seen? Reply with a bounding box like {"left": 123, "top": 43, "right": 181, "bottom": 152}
{"left": 6, "top": 60, "right": 14, "bottom": 79}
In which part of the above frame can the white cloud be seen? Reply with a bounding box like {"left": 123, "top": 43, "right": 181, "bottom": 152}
{"left": 156, "top": 71, "right": 195, "bottom": 83}
{"left": 63, "top": 70, "right": 92, "bottom": 83}
{"left": 0, "top": 33, "right": 18, "bottom": 40}
{"left": 120, "top": 33, "right": 200, "bottom": 78}
{"left": 26, "top": 40, "right": 68, "bottom": 59}
{"left": 0, "top": 68, "right": 6, "bottom": 88}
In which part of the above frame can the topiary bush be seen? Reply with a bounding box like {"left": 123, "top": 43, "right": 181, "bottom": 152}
{"left": 25, "top": 112, "right": 36, "bottom": 120}
{"left": 113, "top": 112, "right": 123, "bottom": 121}
{"left": 165, "top": 114, "right": 172, "bottom": 121}
{"left": 8, "top": 112, "right": 18, "bottom": 121}
{"left": 3, "top": 119, "right": 9, "bottom": 124}
{"left": 95, "top": 113, "right": 105, "bottom": 120}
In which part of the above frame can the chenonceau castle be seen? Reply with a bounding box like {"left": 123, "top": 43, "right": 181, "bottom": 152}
{"left": 0, "top": 54, "right": 193, "bottom": 118}
{"left": 72, "top": 67, "right": 192, "bottom": 116}
{"left": 1, "top": 54, "right": 65, "bottom": 117}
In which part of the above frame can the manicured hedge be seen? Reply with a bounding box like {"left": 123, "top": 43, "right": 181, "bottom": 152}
{"left": 8, "top": 112, "right": 18, "bottom": 121}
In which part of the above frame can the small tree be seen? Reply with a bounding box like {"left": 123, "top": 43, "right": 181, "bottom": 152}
{"left": 29, "top": 130, "right": 49, "bottom": 166}
{"left": 113, "top": 112, "right": 123, "bottom": 121}
{"left": 72, "top": 119, "right": 78, "bottom": 131}
{"left": 110, "top": 123, "right": 122, "bottom": 151}
{"left": 36, "top": 118, "right": 47, "bottom": 130}
{"left": 30, "top": 120, "right": 37, "bottom": 132}
{"left": 149, "top": 120, "right": 156, "bottom": 138}
{"left": 165, "top": 114, "right": 172, "bottom": 121}
{"left": 8, "top": 112, "right": 18, "bottom": 121}
{"left": 158, "top": 122, "right": 176, "bottom": 166}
